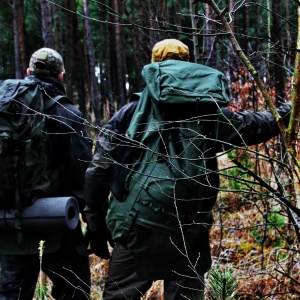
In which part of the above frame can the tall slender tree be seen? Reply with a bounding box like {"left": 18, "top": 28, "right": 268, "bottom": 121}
{"left": 12, "top": 0, "right": 21, "bottom": 79}
{"left": 271, "top": 0, "right": 286, "bottom": 104}
{"left": 83, "top": 0, "right": 101, "bottom": 123}
{"left": 111, "top": 0, "right": 127, "bottom": 108}
{"left": 40, "top": 0, "right": 54, "bottom": 48}
{"left": 17, "top": 0, "right": 27, "bottom": 76}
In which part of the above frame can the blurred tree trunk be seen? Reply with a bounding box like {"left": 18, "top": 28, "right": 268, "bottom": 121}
{"left": 113, "top": 0, "right": 127, "bottom": 108}
{"left": 287, "top": 1, "right": 300, "bottom": 166}
{"left": 271, "top": 0, "right": 286, "bottom": 104}
{"left": 189, "top": 0, "right": 199, "bottom": 63}
{"left": 109, "top": 0, "right": 127, "bottom": 110}
{"left": 203, "top": 3, "right": 215, "bottom": 65}
{"left": 66, "top": 0, "right": 84, "bottom": 109}
{"left": 53, "top": 0, "right": 63, "bottom": 53}
{"left": 64, "top": 0, "right": 78, "bottom": 109}
{"left": 229, "top": 0, "right": 235, "bottom": 33}
{"left": 83, "top": 0, "right": 101, "bottom": 124}
{"left": 12, "top": 0, "right": 21, "bottom": 79}
{"left": 242, "top": 1, "right": 249, "bottom": 55}
{"left": 266, "top": 0, "right": 271, "bottom": 83}
{"left": 175, "top": 1, "right": 182, "bottom": 32}
{"left": 286, "top": 0, "right": 300, "bottom": 209}
{"left": 124, "top": 0, "right": 149, "bottom": 93}
{"left": 149, "top": 1, "right": 160, "bottom": 43}
{"left": 69, "top": 0, "right": 87, "bottom": 117}
{"left": 286, "top": 0, "right": 292, "bottom": 68}
{"left": 64, "top": 0, "right": 73, "bottom": 99}
{"left": 159, "top": 0, "right": 168, "bottom": 33}
{"left": 40, "top": 0, "right": 54, "bottom": 48}
{"left": 17, "top": 0, "right": 27, "bottom": 76}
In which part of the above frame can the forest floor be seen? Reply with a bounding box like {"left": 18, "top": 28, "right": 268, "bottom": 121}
{"left": 34, "top": 156, "right": 300, "bottom": 299}
{"left": 34, "top": 206, "right": 300, "bottom": 300}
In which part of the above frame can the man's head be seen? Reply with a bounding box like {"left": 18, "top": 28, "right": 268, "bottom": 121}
{"left": 27, "top": 48, "right": 65, "bottom": 79}
{"left": 151, "top": 39, "right": 190, "bottom": 63}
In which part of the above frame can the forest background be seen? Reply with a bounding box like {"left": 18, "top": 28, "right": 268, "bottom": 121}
{"left": 1, "top": 0, "right": 300, "bottom": 299}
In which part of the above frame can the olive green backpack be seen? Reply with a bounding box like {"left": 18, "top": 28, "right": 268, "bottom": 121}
{"left": 106, "top": 60, "right": 230, "bottom": 279}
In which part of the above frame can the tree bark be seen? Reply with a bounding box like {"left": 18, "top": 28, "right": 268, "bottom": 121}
{"left": 40, "top": 0, "right": 54, "bottom": 48}
{"left": 53, "top": 0, "right": 63, "bottom": 53}
{"left": 189, "top": 0, "right": 199, "bottom": 63}
{"left": 70, "top": 0, "right": 87, "bottom": 116}
{"left": 111, "top": 0, "right": 127, "bottom": 108}
{"left": 12, "top": 0, "right": 21, "bottom": 79}
{"left": 17, "top": 0, "right": 27, "bottom": 76}
{"left": 228, "top": 0, "right": 235, "bottom": 32}
{"left": 203, "top": 3, "right": 215, "bottom": 65}
{"left": 83, "top": 0, "right": 101, "bottom": 123}
{"left": 271, "top": 0, "right": 286, "bottom": 104}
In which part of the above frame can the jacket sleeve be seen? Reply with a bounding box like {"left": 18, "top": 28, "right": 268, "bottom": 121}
{"left": 216, "top": 102, "right": 291, "bottom": 151}
{"left": 84, "top": 101, "right": 137, "bottom": 231}
{"left": 46, "top": 102, "right": 92, "bottom": 211}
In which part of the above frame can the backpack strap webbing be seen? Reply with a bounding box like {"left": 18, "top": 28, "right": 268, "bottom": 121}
{"left": 44, "top": 95, "right": 71, "bottom": 111}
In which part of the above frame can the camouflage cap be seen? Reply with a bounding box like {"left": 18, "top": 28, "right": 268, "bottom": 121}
{"left": 151, "top": 39, "right": 190, "bottom": 62}
{"left": 29, "top": 48, "right": 65, "bottom": 76}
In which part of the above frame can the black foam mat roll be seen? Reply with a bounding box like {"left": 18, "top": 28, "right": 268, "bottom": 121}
{"left": 0, "top": 197, "right": 79, "bottom": 231}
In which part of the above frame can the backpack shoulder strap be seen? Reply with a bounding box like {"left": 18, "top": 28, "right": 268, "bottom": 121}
{"left": 44, "top": 95, "right": 72, "bottom": 111}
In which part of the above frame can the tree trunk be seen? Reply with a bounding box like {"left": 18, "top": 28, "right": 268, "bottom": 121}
{"left": 70, "top": 0, "right": 87, "bottom": 117}
{"left": 242, "top": 1, "right": 249, "bottom": 55}
{"left": 12, "top": 0, "right": 21, "bottom": 79}
{"left": 53, "top": 0, "right": 63, "bottom": 53}
{"left": 229, "top": 0, "right": 235, "bottom": 33}
{"left": 286, "top": 1, "right": 300, "bottom": 208}
{"left": 64, "top": 0, "right": 74, "bottom": 99}
{"left": 203, "top": 3, "right": 215, "bottom": 65}
{"left": 271, "top": 0, "right": 286, "bottom": 104}
{"left": 124, "top": 0, "right": 146, "bottom": 93}
{"left": 40, "top": 0, "right": 54, "bottom": 48}
{"left": 189, "top": 0, "right": 199, "bottom": 63}
{"left": 111, "top": 0, "right": 127, "bottom": 109}
{"left": 286, "top": 0, "right": 292, "bottom": 68}
{"left": 17, "top": 0, "right": 27, "bottom": 76}
{"left": 83, "top": 0, "right": 101, "bottom": 123}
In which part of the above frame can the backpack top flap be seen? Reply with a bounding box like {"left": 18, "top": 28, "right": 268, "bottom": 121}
{"left": 0, "top": 79, "right": 49, "bottom": 208}
{"left": 143, "top": 60, "right": 230, "bottom": 105}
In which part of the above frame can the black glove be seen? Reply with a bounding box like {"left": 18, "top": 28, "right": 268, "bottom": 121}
{"left": 84, "top": 227, "right": 113, "bottom": 259}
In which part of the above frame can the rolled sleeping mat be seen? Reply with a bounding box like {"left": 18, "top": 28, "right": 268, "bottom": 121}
{"left": 0, "top": 196, "right": 79, "bottom": 231}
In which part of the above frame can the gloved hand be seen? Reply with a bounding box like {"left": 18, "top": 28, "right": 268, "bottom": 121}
{"left": 84, "top": 227, "right": 114, "bottom": 259}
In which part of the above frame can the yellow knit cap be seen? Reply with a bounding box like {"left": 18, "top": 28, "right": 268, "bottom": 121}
{"left": 151, "top": 39, "right": 190, "bottom": 62}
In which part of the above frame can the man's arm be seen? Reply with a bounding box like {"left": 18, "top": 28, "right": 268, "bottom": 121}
{"left": 84, "top": 100, "right": 138, "bottom": 228}
{"left": 47, "top": 102, "right": 93, "bottom": 211}
{"left": 83, "top": 101, "right": 138, "bottom": 258}
{"left": 216, "top": 102, "right": 291, "bottom": 150}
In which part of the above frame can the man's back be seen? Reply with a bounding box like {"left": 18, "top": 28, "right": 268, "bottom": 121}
{"left": 0, "top": 47, "right": 92, "bottom": 300}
